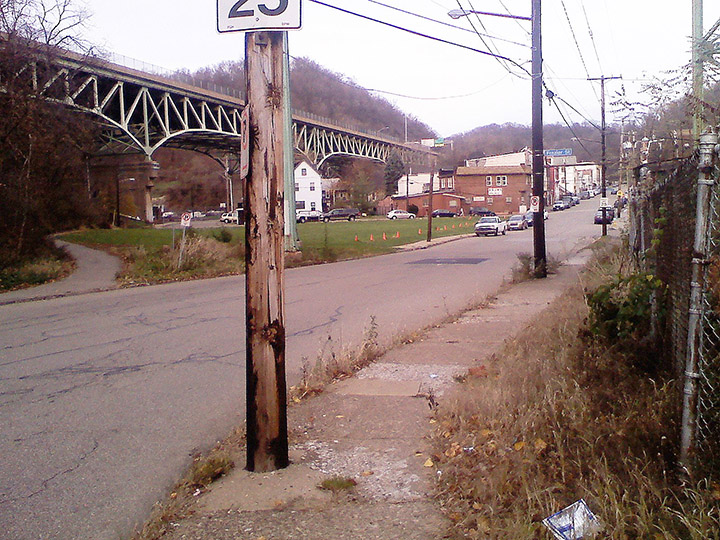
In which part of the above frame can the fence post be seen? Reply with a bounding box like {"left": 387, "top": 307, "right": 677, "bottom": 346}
{"left": 680, "top": 129, "right": 719, "bottom": 472}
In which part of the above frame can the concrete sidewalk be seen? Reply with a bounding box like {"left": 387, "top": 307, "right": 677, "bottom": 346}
{"left": 0, "top": 239, "right": 121, "bottom": 305}
{"left": 159, "top": 249, "right": 592, "bottom": 540}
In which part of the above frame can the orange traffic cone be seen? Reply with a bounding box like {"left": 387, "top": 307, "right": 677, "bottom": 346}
{"left": 418, "top": 228, "right": 422, "bottom": 235}
{"left": 354, "top": 235, "right": 358, "bottom": 242}
{"left": 382, "top": 232, "right": 387, "bottom": 240}
{"left": 452, "top": 224, "right": 455, "bottom": 229}
{"left": 370, "top": 234, "right": 374, "bottom": 241}
{"left": 444, "top": 225, "right": 447, "bottom": 230}
{"left": 396, "top": 231, "right": 400, "bottom": 238}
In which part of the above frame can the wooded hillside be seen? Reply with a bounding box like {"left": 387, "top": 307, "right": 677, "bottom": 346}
{"left": 173, "top": 57, "right": 436, "bottom": 142}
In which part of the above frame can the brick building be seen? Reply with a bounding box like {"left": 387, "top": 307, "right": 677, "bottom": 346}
{"left": 454, "top": 164, "right": 533, "bottom": 215}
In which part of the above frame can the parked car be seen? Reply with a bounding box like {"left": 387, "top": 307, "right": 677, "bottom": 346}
{"left": 609, "top": 186, "right": 619, "bottom": 195}
{"left": 561, "top": 195, "right": 578, "bottom": 207}
{"left": 553, "top": 200, "right": 568, "bottom": 211}
{"left": 594, "top": 208, "right": 614, "bottom": 224}
{"left": 387, "top": 209, "right": 416, "bottom": 220}
{"left": 523, "top": 210, "right": 549, "bottom": 226}
{"left": 322, "top": 208, "right": 360, "bottom": 222}
{"left": 579, "top": 191, "right": 590, "bottom": 200}
{"left": 296, "top": 209, "right": 322, "bottom": 223}
{"left": 431, "top": 209, "right": 457, "bottom": 218}
{"left": 469, "top": 206, "right": 495, "bottom": 217}
{"left": 475, "top": 216, "right": 507, "bottom": 236}
{"left": 507, "top": 214, "right": 528, "bottom": 231}
{"left": 220, "top": 210, "right": 239, "bottom": 224}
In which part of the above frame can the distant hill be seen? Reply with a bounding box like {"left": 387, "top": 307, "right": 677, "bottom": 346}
{"left": 442, "top": 122, "right": 619, "bottom": 169}
{"left": 172, "top": 57, "right": 436, "bottom": 142}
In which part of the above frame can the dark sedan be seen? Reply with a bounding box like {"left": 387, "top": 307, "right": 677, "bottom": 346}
{"left": 594, "top": 208, "right": 614, "bottom": 224}
{"left": 431, "top": 209, "right": 457, "bottom": 218}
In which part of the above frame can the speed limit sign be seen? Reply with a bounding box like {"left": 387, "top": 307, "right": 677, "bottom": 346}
{"left": 217, "top": 0, "right": 302, "bottom": 32}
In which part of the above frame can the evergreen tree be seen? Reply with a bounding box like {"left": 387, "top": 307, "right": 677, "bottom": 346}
{"left": 383, "top": 152, "right": 406, "bottom": 196}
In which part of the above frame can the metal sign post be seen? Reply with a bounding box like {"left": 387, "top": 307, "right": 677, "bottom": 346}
{"left": 177, "top": 212, "right": 192, "bottom": 269}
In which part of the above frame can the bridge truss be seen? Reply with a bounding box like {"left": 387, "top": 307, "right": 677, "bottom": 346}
{"left": 11, "top": 48, "right": 436, "bottom": 168}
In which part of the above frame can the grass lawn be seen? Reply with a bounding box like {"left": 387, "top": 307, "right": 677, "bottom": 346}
{"left": 295, "top": 217, "right": 475, "bottom": 258}
{"left": 56, "top": 217, "right": 477, "bottom": 285}
{"left": 61, "top": 217, "right": 476, "bottom": 256}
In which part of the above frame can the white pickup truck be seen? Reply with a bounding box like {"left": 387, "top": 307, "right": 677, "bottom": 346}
{"left": 474, "top": 216, "right": 507, "bottom": 236}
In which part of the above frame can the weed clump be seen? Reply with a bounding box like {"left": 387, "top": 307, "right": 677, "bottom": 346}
{"left": 117, "top": 236, "right": 245, "bottom": 286}
{"left": 0, "top": 241, "right": 75, "bottom": 291}
{"left": 511, "top": 252, "right": 560, "bottom": 282}
{"left": 188, "top": 452, "right": 234, "bottom": 487}
{"left": 318, "top": 476, "right": 357, "bottom": 492}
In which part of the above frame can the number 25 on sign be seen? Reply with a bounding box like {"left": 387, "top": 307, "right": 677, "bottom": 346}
{"left": 217, "top": 0, "right": 302, "bottom": 33}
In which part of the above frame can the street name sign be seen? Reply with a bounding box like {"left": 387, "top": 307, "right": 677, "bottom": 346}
{"left": 544, "top": 148, "right": 573, "bottom": 157}
{"left": 217, "top": 0, "right": 302, "bottom": 32}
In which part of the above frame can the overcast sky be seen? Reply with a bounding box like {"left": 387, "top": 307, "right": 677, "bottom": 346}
{"left": 83, "top": 1, "right": 720, "bottom": 137}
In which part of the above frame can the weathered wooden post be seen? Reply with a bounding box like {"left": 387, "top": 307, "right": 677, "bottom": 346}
{"left": 244, "top": 30, "right": 288, "bottom": 472}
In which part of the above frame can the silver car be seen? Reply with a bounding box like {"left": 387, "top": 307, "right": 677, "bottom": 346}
{"left": 387, "top": 209, "right": 416, "bottom": 219}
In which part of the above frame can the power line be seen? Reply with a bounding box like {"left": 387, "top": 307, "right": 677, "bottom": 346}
{"left": 365, "top": 0, "right": 530, "bottom": 48}
{"left": 579, "top": 0, "right": 604, "bottom": 74}
{"left": 454, "top": 0, "right": 527, "bottom": 78}
{"left": 553, "top": 93, "right": 601, "bottom": 130}
{"left": 308, "top": 0, "right": 530, "bottom": 76}
{"left": 290, "top": 52, "right": 512, "bottom": 101}
{"left": 498, "top": 0, "right": 531, "bottom": 36}
{"left": 366, "top": 73, "right": 513, "bottom": 100}
{"left": 547, "top": 94, "right": 596, "bottom": 160}
{"left": 559, "top": 1, "right": 594, "bottom": 90}
{"left": 558, "top": 0, "right": 601, "bottom": 105}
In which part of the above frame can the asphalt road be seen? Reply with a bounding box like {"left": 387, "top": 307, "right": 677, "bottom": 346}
{"left": 0, "top": 201, "right": 606, "bottom": 539}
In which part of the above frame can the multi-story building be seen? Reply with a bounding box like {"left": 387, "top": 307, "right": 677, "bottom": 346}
{"left": 455, "top": 150, "right": 534, "bottom": 214}
{"left": 294, "top": 160, "right": 323, "bottom": 213}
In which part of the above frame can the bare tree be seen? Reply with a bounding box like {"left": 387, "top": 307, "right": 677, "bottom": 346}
{"left": 0, "top": 0, "right": 99, "bottom": 264}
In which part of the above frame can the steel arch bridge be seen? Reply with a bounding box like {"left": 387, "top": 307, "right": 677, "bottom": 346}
{"left": 18, "top": 48, "right": 436, "bottom": 167}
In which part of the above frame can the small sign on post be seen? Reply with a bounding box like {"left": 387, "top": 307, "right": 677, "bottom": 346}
{"left": 240, "top": 107, "right": 250, "bottom": 179}
{"left": 177, "top": 213, "right": 192, "bottom": 269}
{"left": 530, "top": 195, "right": 540, "bottom": 212}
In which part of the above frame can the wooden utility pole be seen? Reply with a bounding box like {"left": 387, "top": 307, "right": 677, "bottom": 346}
{"left": 244, "top": 31, "right": 289, "bottom": 473}
{"left": 531, "top": 0, "right": 547, "bottom": 277}
{"left": 426, "top": 169, "right": 434, "bottom": 242}
{"left": 589, "top": 75, "right": 621, "bottom": 237}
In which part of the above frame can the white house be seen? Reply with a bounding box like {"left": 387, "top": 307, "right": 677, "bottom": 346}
{"left": 294, "top": 160, "right": 323, "bottom": 213}
{"left": 395, "top": 172, "right": 453, "bottom": 196}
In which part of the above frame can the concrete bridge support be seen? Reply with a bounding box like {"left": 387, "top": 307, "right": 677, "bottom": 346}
{"left": 89, "top": 156, "right": 159, "bottom": 223}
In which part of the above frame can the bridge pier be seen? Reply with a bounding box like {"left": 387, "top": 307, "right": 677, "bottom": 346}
{"left": 89, "top": 155, "right": 159, "bottom": 224}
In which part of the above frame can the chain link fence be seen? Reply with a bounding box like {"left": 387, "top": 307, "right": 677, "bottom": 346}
{"left": 628, "top": 138, "right": 720, "bottom": 477}
{"left": 698, "top": 155, "right": 720, "bottom": 475}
